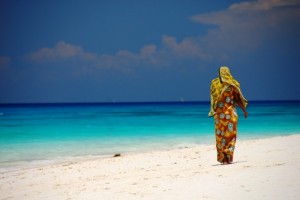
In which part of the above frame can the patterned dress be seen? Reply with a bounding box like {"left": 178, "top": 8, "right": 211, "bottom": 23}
{"left": 214, "top": 84, "right": 239, "bottom": 163}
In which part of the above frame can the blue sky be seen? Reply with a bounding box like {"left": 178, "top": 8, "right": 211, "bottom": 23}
{"left": 0, "top": 0, "right": 300, "bottom": 103}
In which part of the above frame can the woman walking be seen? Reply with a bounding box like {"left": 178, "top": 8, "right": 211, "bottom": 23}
{"left": 209, "top": 66, "right": 248, "bottom": 164}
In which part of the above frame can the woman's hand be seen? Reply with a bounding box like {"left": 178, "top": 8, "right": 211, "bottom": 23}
{"left": 243, "top": 110, "right": 248, "bottom": 118}
{"left": 234, "top": 89, "right": 248, "bottom": 119}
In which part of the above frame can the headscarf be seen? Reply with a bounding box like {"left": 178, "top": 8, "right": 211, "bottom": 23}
{"left": 208, "top": 66, "right": 248, "bottom": 117}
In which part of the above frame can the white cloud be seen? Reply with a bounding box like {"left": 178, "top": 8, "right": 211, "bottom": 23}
{"left": 27, "top": 39, "right": 198, "bottom": 70}
{"left": 0, "top": 56, "right": 11, "bottom": 69}
{"left": 26, "top": 0, "right": 300, "bottom": 72}
{"left": 229, "top": 0, "right": 300, "bottom": 11}
{"left": 91, "top": 50, "right": 140, "bottom": 70}
{"left": 27, "top": 41, "right": 97, "bottom": 62}
{"left": 191, "top": 0, "right": 300, "bottom": 31}
{"left": 139, "top": 44, "right": 168, "bottom": 66}
{"left": 140, "top": 45, "right": 156, "bottom": 59}
{"left": 190, "top": 0, "right": 300, "bottom": 56}
{"left": 162, "top": 35, "right": 208, "bottom": 59}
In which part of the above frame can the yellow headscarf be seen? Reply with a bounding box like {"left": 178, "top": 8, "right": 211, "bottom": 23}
{"left": 208, "top": 66, "right": 248, "bottom": 117}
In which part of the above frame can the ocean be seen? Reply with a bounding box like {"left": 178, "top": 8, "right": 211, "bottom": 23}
{"left": 0, "top": 101, "right": 299, "bottom": 170}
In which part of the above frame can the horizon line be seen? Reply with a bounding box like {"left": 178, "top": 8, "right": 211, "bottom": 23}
{"left": 1, "top": 99, "right": 300, "bottom": 105}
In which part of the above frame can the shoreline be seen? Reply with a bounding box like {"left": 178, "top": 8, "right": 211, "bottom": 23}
{"left": 0, "top": 133, "right": 299, "bottom": 172}
{"left": 0, "top": 133, "right": 297, "bottom": 172}
{"left": 1, "top": 134, "right": 300, "bottom": 199}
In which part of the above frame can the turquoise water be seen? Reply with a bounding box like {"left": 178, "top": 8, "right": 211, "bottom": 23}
{"left": 0, "top": 101, "right": 299, "bottom": 169}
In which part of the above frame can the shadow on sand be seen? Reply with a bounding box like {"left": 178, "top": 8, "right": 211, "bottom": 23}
{"left": 211, "top": 160, "right": 248, "bottom": 166}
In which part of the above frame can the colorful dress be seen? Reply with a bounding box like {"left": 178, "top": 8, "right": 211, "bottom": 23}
{"left": 209, "top": 66, "right": 248, "bottom": 164}
{"left": 214, "top": 84, "right": 239, "bottom": 163}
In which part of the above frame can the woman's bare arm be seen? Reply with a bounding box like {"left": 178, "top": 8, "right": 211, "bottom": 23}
{"left": 234, "top": 89, "right": 248, "bottom": 118}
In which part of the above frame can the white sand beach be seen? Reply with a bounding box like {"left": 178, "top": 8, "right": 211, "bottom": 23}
{"left": 1, "top": 134, "right": 300, "bottom": 200}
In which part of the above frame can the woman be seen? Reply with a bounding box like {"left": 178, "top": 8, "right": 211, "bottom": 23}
{"left": 209, "top": 66, "right": 248, "bottom": 164}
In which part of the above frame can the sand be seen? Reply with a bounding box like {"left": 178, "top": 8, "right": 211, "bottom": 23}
{"left": 1, "top": 134, "right": 300, "bottom": 200}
